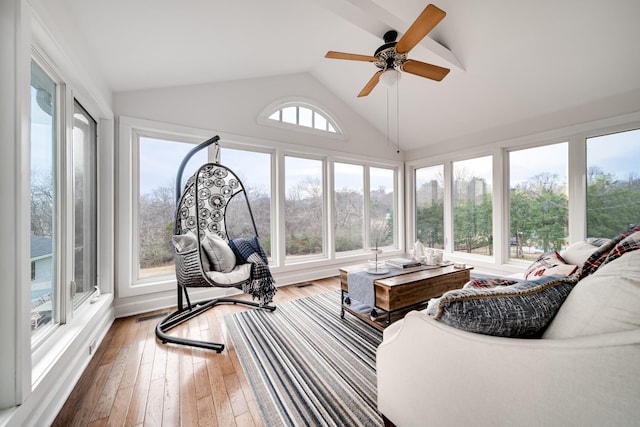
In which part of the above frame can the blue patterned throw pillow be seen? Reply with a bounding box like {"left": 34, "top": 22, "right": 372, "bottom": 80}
{"left": 426, "top": 275, "right": 578, "bottom": 337}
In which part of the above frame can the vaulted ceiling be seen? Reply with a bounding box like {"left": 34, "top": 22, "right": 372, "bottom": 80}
{"left": 60, "top": 0, "right": 640, "bottom": 152}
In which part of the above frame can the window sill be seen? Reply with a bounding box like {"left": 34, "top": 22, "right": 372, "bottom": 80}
{"left": 0, "top": 292, "right": 114, "bottom": 427}
{"left": 32, "top": 291, "right": 113, "bottom": 387}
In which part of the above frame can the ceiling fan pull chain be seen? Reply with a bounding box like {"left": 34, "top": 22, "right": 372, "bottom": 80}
{"left": 396, "top": 81, "right": 400, "bottom": 154}
{"left": 386, "top": 88, "right": 390, "bottom": 147}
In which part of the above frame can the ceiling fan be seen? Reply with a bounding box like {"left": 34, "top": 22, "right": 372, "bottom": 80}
{"left": 325, "top": 3, "right": 450, "bottom": 97}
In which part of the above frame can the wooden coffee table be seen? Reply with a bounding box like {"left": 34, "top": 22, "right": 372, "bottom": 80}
{"left": 339, "top": 264, "right": 472, "bottom": 331}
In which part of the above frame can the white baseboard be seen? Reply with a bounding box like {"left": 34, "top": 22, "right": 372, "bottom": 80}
{"left": 113, "top": 265, "right": 343, "bottom": 318}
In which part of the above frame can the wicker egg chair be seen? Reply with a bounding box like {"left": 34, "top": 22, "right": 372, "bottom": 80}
{"left": 156, "top": 136, "right": 276, "bottom": 352}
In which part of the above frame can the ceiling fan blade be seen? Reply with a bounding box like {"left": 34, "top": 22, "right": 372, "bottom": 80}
{"left": 401, "top": 59, "right": 450, "bottom": 81}
{"left": 395, "top": 4, "right": 446, "bottom": 54}
{"left": 325, "top": 51, "right": 377, "bottom": 62}
{"left": 358, "top": 71, "right": 383, "bottom": 97}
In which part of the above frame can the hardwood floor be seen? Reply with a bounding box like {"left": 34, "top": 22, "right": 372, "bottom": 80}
{"left": 53, "top": 277, "right": 339, "bottom": 427}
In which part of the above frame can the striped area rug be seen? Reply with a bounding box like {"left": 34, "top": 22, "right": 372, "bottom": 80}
{"left": 225, "top": 291, "right": 383, "bottom": 426}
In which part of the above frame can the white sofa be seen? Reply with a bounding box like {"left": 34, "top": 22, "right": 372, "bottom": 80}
{"left": 377, "top": 235, "right": 640, "bottom": 426}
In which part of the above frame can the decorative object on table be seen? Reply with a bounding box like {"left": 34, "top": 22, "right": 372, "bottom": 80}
{"left": 424, "top": 248, "right": 436, "bottom": 265}
{"left": 385, "top": 257, "right": 422, "bottom": 269}
{"left": 413, "top": 240, "right": 424, "bottom": 260}
{"left": 367, "top": 240, "right": 388, "bottom": 274}
{"left": 434, "top": 249, "right": 443, "bottom": 264}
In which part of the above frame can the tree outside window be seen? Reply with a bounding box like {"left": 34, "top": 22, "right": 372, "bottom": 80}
{"left": 415, "top": 165, "right": 444, "bottom": 249}
{"left": 587, "top": 129, "right": 640, "bottom": 238}
{"left": 453, "top": 157, "right": 493, "bottom": 256}
{"left": 509, "top": 143, "right": 568, "bottom": 261}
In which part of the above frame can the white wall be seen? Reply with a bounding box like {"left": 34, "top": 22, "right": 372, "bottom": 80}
{"left": 404, "top": 88, "right": 640, "bottom": 161}
{"left": 114, "top": 72, "right": 401, "bottom": 160}
{"left": 28, "top": 0, "right": 113, "bottom": 111}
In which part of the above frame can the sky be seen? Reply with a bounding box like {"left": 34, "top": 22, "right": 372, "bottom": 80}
{"left": 34, "top": 113, "right": 640, "bottom": 200}
{"left": 415, "top": 129, "right": 640, "bottom": 190}
{"left": 139, "top": 137, "right": 396, "bottom": 197}
{"left": 511, "top": 130, "right": 640, "bottom": 185}
{"left": 586, "top": 129, "right": 640, "bottom": 180}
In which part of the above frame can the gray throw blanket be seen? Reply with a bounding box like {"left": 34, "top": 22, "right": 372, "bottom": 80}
{"left": 228, "top": 237, "right": 276, "bottom": 306}
{"left": 347, "top": 269, "right": 400, "bottom": 307}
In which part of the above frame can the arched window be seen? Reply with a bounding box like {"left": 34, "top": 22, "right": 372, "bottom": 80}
{"left": 259, "top": 98, "right": 343, "bottom": 137}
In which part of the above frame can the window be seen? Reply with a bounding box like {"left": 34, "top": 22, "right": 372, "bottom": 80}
{"left": 135, "top": 138, "right": 274, "bottom": 279}
{"left": 263, "top": 100, "right": 342, "bottom": 135}
{"left": 121, "top": 118, "right": 402, "bottom": 294}
{"left": 30, "top": 60, "right": 58, "bottom": 336}
{"left": 334, "top": 163, "right": 364, "bottom": 252}
{"left": 586, "top": 128, "right": 640, "bottom": 237}
{"left": 415, "top": 165, "right": 444, "bottom": 249}
{"left": 219, "top": 147, "right": 272, "bottom": 258}
{"left": 137, "top": 136, "right": 206, "bottom": 280}
{"left": 284, "top": 156, "right": 324, "bottom": 261}
{"left": 30, "top": 58, "right": 100, "bottom": 341}
{"left": 453, "top": 156, "right": 493, "bottom": 256}
{"left": 409, "top": 118, "right": 640, "bottom": 268}
{"left": 72, "top": 101, "right": 98, "bottom": 307}
{"left": 509, "top": 143, "right": 568, "bottom": 261}
{"left": 370, "top": 167, "right": 396, "bottom": 248}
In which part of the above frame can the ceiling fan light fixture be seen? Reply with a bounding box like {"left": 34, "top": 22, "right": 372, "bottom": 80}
{"left": 379, "top": 68, "right": 401, "bottom": 88}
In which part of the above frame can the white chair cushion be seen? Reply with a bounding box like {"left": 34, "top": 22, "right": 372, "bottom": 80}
{"left": 205, "top": 263, "right": 251, "bottom": 285}
{"left": 201, "top": 232, "right": 236, "bottom": 273}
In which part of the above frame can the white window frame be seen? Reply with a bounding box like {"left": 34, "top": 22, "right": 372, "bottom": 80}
{"left": 333, "top": 161, "right": 366, "bottom": 255}
{"left": 450, "top": 154, "right": 496, "bottom": 261}
{"left": 29, "top": 51, "right": 66, "bottom": 349}
{"left": 370, "top": 164, "right": 400, "bottom": 251}
{"left": 505, "top": 140, "right": 570, "bottom": 266}
{"left": 117, "top": 117, "right": 216, "bottom": 298}
{"left": 282, "top": 152, "right": 328, "bottom": 264}
{"left": 117, "top": 117, "right": 404, "bottom": 298}
{"left": 258, "top": 97, "right": 346, "bottom": 139}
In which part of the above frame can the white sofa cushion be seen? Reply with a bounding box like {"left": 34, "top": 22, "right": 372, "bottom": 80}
{"left": 544, "top": 248, "right": 640, "bottom": 338}
{"left": 560, "top": 240, "right": 602, "bottom": 266}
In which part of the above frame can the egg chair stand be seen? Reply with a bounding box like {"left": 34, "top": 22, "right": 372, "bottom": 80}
{"left": 155, "top": 135, "right": 276, "bottom": 353}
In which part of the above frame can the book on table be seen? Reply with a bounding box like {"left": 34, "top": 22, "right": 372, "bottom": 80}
{"left": 385, "top": 258, "right": 422, "bottom": 269}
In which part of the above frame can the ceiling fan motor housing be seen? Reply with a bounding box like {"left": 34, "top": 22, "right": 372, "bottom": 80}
{"left": 374, "top": 31, "right": 407, "bottom": 71}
